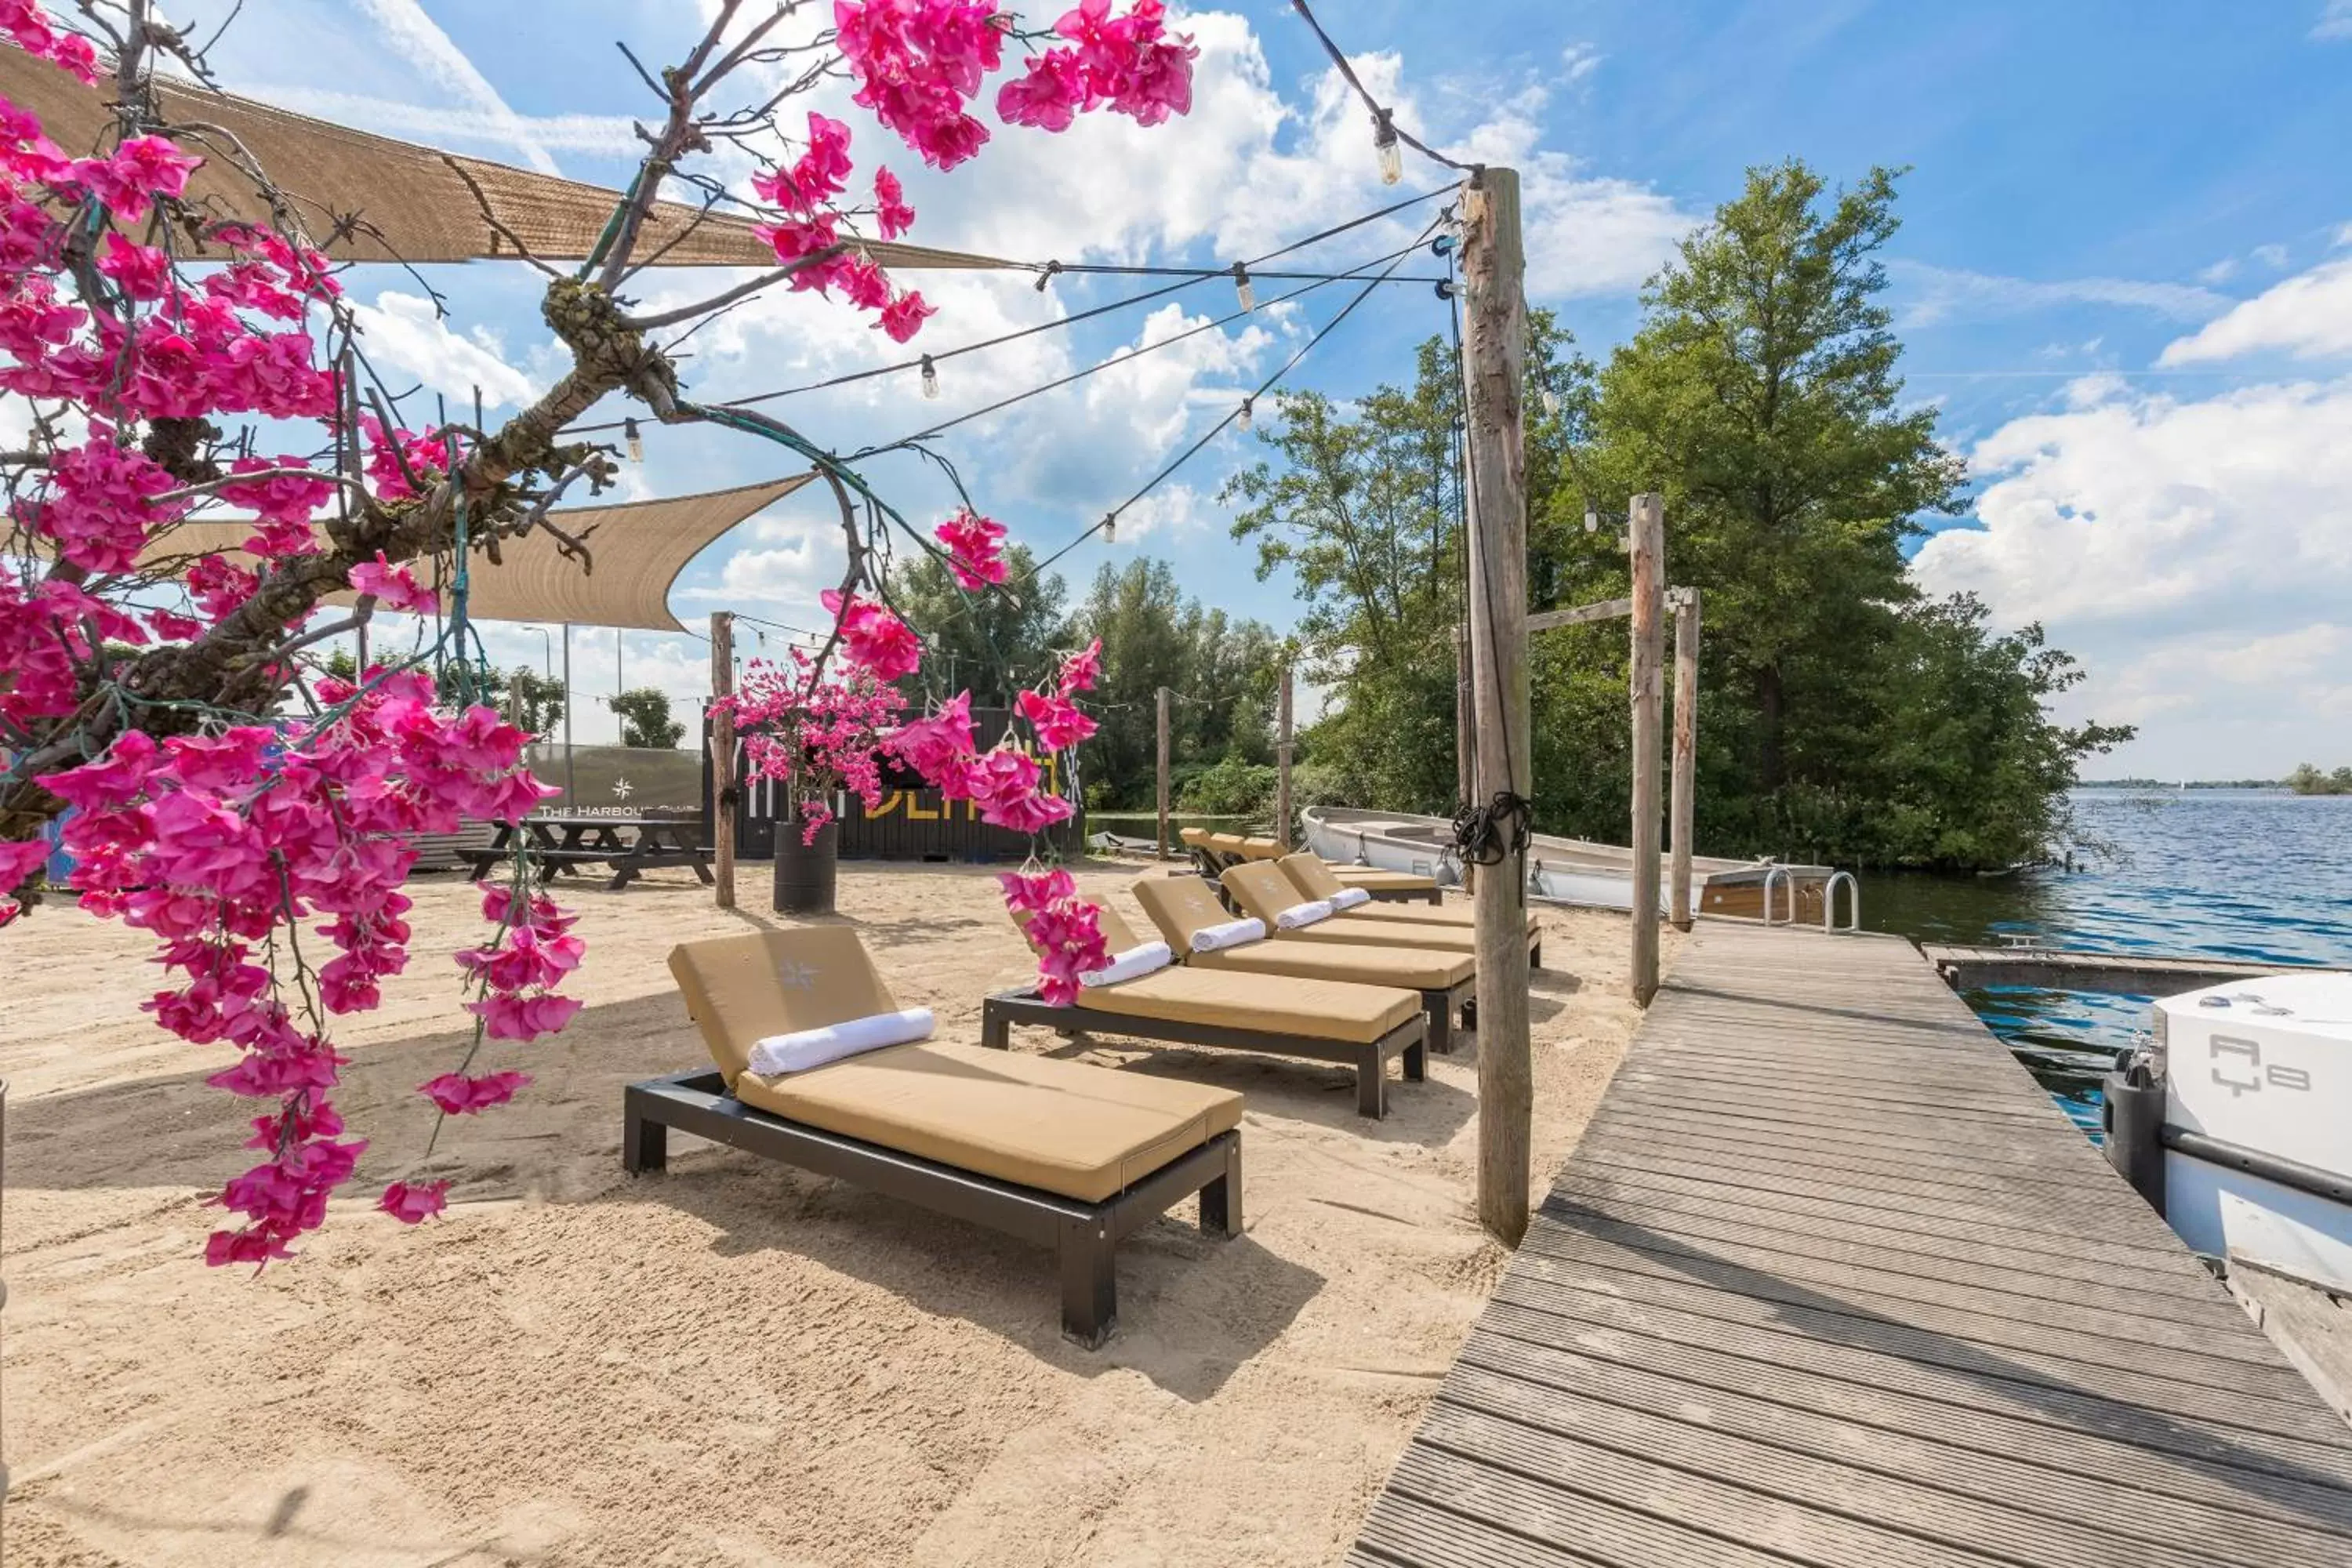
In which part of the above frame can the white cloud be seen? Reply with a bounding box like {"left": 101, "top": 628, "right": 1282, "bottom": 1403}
{"left": 1560, "top": 45, "right": 1605, "bottom": 85}
{"left": 2316, "top": 0, "right": 2352, "bottom": 41}
{"left": 1893, "top": 263, "right": 2227, "bottom": 328}
{"left": 347, "top": 290, "right": 540, "bottom": 409}
{"left": 2252, "top": 242, "right": 2293, "bottom": 270}
{"left": 1913, "top": 375, "right": 2352, "bottom": 775}
{"left": 347, "top": 0, "right": 562, "bottom": 173}
{"left": 2197, "top": 257, "right": 2239, "bottom": 285}
{"left": 2156, "top": 258, "right": 2352, "bottom": 365}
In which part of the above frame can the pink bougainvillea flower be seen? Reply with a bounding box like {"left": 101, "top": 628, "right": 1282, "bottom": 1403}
{"left": 379, "top": 1180, "right": 449, "bottom": 1225}
{"left": 873, "top": 166, "right": 916, "bottom": 240}
{"left": 996, "top": 49, "right": 1087, "bottom": 132}
{"left": 877, "top": 289, "right": 936, "bottom": 343}
{"left": 347, "top": 552, "right": 439, "bottom": 616}
{"left": 418, "top": 1070, "right": 532, "bottom": 1116}
{"left": 934, "top": 507, "right": 1007, "bottom": 590}
{"left": 1016, "top": 687, "right": 1098, "bottom": 750}
{"left": 1056, "top": 637, "right": 1102, "bottom": 696}
{"left": 998, "top": 866, "right": 1076, "bottom": 913}
{"left": 819, "top": 588, "right": 923, "bottom": 680}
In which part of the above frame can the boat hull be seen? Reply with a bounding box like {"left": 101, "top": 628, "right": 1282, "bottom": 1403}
{"left": 1301, "top": 804, "right": 1840, "bottom": 920}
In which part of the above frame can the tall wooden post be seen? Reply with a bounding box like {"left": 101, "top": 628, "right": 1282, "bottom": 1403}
{"left": 710, "top": 611, "right": 737, "bottom": 909}
{"left": 1155, "top": 685, "right": 1171, "bottom": 860}
{"left": 1628, "top": 495, "right": 1666, "bottom": 1003}
{"left": 1276, "top": 665, "right": 1294, "bottom": 848}
{"left": 1461, "top": 167, "right": 1534, "bottom": 1247}
{"left": 1669, "top": 587, "right": 1702, "bottom": 931}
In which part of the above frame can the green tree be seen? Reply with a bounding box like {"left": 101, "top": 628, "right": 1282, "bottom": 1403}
{"left": 887, "top": 543, "right": 1069, "bottom": 706}
{"left": 1066, "top": 558, "right": 1282, "bottom": 808}
{"left": 609, "top": 687, "right": 685, "bottom": 749}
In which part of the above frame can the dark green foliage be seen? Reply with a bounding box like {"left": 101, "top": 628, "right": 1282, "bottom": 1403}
{"left": 2286, "top": 764, "right": 2352, "bottom": 796}
{"left": 1067, "top": 559, "right": 1283, "bottom": 810}
{"left": 609, "top": 686, "right": 685, "bottom": 749}
{"left": 1237, "top": 160, "right": 2129, "bottom": 870}
{"left": 1177, "top": 755, "right": 1279, "bottom": 815}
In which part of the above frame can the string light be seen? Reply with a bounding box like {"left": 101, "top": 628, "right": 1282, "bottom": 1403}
{"left": 1102, "top": 513, "right": 1116, "bottom": 544}
{"left": 920, "top": 354, "right": 940, "bottom": 399}
{"left": 1237, "top": 395, "right": 1254, "bottom": 433}
{"left": 1232, "top": 261, "right": 1255, "bottom": 313}
{"left": 1583, "top": 503, "right": 1599, "bottom": 534}
{"left": 1540, "top": 388, "right": 1562, "bottom": 417}
{"left": 624, "top": 417, "right": 644, "bottom": 463}
{"left": 1372, "top": 108, "right": 1402, "bottom": 187}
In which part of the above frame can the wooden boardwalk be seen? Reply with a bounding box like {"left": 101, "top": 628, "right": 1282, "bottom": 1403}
{"left": 1351, "top": 922, "right": 2352, "bottom": 1568}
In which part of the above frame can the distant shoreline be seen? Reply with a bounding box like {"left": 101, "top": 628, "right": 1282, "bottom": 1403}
{"left": 2076, "top": 779, "right": 2296, "bottom": 791}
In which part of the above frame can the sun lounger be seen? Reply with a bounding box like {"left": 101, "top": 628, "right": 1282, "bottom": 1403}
{"left": 984, "top": 904, "right": 1428, "bottom": 1117}
{"left": 1177, "top": 826, "right": 1234, "bottom": 879}
{"left": 1220, "top": 862, "right": 1544, "bottom": 971}
{"left": 1134, "top": 873, "right": 1479, "bottom": 1054}
{"left": 630, "top": 927, "right": 1243, "bottom": 1347}
{"left": 1276, "top": 852, "right": 1540, "bottom": 938}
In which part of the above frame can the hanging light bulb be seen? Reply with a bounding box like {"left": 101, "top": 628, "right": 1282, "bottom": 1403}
{"left": 1372, "top": 108, "right": 1403, "bottom": 187}
{"left": 1540, "top": 388, "right": 1562, "bottom": 418}
{"left": 1583, "top": 503, "right": 1599, "bottom": 534}
{"left": 1237, "top": 395, "right": 1254, "bottom": 433}
{"left": 1232, "top": 261, "right": 1254, "bottom": 314}
{"left": 1101, "top": 513, "right": 1117, "bottom": 545}
{"left": 920, "top": 354, "right": 940, "bottom": 399}
{"left": 624, "top": 417, "right": 644, "bottom": 463}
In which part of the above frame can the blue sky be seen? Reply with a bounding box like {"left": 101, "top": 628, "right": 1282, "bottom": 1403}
{"left": 162, "top": 1, "right": 2352, "bottom": 775}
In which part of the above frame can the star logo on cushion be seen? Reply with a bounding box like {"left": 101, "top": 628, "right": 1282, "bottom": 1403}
{"left": 775, "top": 960, "right": 818, "bottom": 989}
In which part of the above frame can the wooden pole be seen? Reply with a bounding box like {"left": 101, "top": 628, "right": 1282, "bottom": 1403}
{"left": 1276, "top": 665, "right": 1294, "bottom": 849}
{"left": 1669, "top": 586, "right": 1702, "bottom": 931}
{"left": 1461, "top": 167, "right": 1534, "bottom": 1248}
{"left": 710, "top": 611, "right": 737, "bottom": 909}
{"left": 1155, "top": 685, "right": 1171, "bottom": 860}
{"left": 1628, "top": 495, "right": 1666, "bottom": 1003}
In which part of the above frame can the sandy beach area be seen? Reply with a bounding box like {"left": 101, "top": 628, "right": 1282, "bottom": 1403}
{"left": 1, "top": 861, "right": 1670, "bottom": 1567}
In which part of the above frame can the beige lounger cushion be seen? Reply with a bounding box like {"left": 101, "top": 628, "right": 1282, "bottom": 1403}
{"left": 734, "top": 1041, "right": 1241, "bottom": 1203}
{"left": 1330, "top": 867, "right": 1437, "bottom": 889}
{"left": 1221, "top": 862, "right": 1480, "bottom": 954}
{"left": 1203, "top": 831, "right": 1250, "bottom": 857}
{"left": 670, "top": 927, "right": 899, "bottom": 1088}
{"left": 1193, "top": 940, "right": 1472, "bottom": 991}
{"left": 1278, "top": 854, "right": 1536, "bottom": 935}
{"left": 1079, "top": 966, "right": 1421, "bottom": 1043}
{"left": 1236, "top": 837, "right": 1284, "bottom": 860}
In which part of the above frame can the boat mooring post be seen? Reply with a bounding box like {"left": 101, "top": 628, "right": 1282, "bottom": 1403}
{"left": 1668, "top": 586, "right": 1701, "bottom": 931}
{"left": 1155, "top": 685, "right": 1171, "bottom": 861}
{"left": 710, "top": 611, "right": 737, "bottom": 909}
{"left": 1629, "top": 495, "right": 1666, "bottom": 1002}
{"left": 1276, "top": 665, "right": 1294, "bottom": 849}
{"left": 1461, "top": 165, "right": 1534, "bottom": 1247}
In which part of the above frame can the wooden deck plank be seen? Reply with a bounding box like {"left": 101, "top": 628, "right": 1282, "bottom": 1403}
{"left": 1356, "top": 924, "right": 2352, "bottom": 1567}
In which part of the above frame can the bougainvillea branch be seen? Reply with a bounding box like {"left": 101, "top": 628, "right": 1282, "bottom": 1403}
{"left": 0, "top": 0, "right": 1195, "bottom": 1264}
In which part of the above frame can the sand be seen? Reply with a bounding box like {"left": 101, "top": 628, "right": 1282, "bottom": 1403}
{"left": 0, "top": 861, "right": 1671, "bottom": 1566}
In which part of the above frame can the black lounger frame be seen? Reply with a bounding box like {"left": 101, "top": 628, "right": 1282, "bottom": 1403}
{"left": 622, "top": 1069, "right": 1240, "bottom": 1348}
{"left": 982, "top": 989, "right": 1428, "bottom": 1118}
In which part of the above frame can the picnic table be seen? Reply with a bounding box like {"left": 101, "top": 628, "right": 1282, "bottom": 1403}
{"left": 463, "top": 814, "right": 714, "bottom": 891}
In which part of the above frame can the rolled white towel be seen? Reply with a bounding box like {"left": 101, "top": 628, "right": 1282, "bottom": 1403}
{"left": 1273, "top": 898, "right": 1335, "bottom": 930}
{"left": 1328, "top": 887, "right": 1372, "bottom": 911}
{"left": 1079, "top": 941, "right": 1176, "bottom": 989}
{"left": 747, "top": 1007, "right": 934, "bottom": 1076}
{"left": 1189, "top": 916, "right": 1266, "bottom": 953}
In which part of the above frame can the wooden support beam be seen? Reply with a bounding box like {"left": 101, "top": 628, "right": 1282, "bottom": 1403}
{"left": 1276, "top": 665, "right": 1294, "bottom": 849}
{"left": 1669, "top": 586, "right": 1701, "bottom": 931}
{"left": 1461, "top": 166, "right": 1534, "bottom": 1248}
{"left": 709, "top": 610, "right": 736, "bottom": 910}
{"left": 1628, "top": 494, "right": 1664, "bottom": 1004}
{"left": 1524, "top": 596, "right": 1634, "bottom": 635}
{"left": 1155, "top": 685, "right": 1171, "bottom": 861}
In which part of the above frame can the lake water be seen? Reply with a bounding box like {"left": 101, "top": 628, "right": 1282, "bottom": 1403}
{"left": 1863, "top": 789, "right": 2352, "bottom": 1134}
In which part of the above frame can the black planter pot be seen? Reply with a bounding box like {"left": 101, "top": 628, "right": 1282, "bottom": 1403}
{"left": 772, "top": 818, "right": 840, "bottom": 915}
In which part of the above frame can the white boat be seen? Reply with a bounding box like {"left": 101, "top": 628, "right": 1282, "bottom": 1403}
{"left": 1299, "top": 804, "right": 1849, "bottom": 924}
{"left": 2106, "top": 972, "right": 2352, "bottom": 1292}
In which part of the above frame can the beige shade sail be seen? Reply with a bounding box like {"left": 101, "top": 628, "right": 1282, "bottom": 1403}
{"left": 132, "top": 474, "right": 812, "bottom": 633}
{"left": 0, "top": 46, "right": 1019, "bottom": 273}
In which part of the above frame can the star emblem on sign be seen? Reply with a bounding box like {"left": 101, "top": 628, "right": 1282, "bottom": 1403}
{"left": 612, "top": 776, "right": 634, "bottom": 799}
{"left": 775, "top": 960, "right": 818, "bottom": 990}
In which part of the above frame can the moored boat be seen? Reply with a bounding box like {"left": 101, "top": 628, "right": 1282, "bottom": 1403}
{"left": 1299, "top": 804, "right": 1849, "bottom": 923}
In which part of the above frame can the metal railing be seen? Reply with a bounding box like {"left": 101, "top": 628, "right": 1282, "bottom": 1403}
{"left": 1823, "top": 870, "right": 1860, "bottom": 933}
{"left": 1760, "top": 866, "right": 1797, "bottom": 925}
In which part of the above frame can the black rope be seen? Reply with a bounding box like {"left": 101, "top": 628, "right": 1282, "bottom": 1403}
{"left": 1452, "top": 791, "right": 1532, "bottom": 866}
